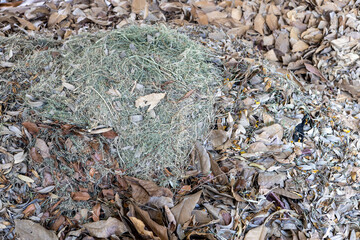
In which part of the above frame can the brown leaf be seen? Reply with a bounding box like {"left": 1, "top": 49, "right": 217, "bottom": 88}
{"left": 15, "top": 17, "right": 36, "bottom": 30}
{"left": 254, "top": 14, "right": 265, "bottom": 35}
{"left": 131, "top": 0, "right": 147, "bottom": 14}
{"left": 210, "top": 156, "right": 228, "bottom": 185}
{"left": 15, "top": 219, "right": 58, "bottom": 240}
{"left": 304, "top": 63, "right": 327, "bottom": 82}
{"left": 23, "top": 122, "right": 39, "bottom": 136}
{"left": 191, "top": 6, "right": 208, "bottom": 25}
{"left": 271, "top": 188, "right": 302, "bottom": 200}
{"left": 0, "top": 1, "right": 23, "bottom": 8}
{"left": 132, "top": 203, "right": 168, "bottom": 240}
{"left": 195, "top": 142, "right": 211, "bottom": 175}
{"left": 244, "top": 223, "right": 268, "bottom": 240}
{"left": 159, "top": 2, "right": 183, "bottom": 12}
{"left": 23, "top": 204, "right": 36, "bottom": 216}
{"left": 292, "top": 40, "right": 309, "bottom": 52}
{"left": 30, "top": 147, "right": 43, "bottom": 163}
{"left": 265, "top": 14, "right": 278, "bottom": 31}
{"left": 83, "top": 217, "right": 127, "bottom": 238}
{"left": 42, "top": 168, "right": 54, "bottom": 187}
{"left": 206, "top": 11, "right": 227, "bottom": 23}
{"left": 171, "top": 191, "right": 202, "bottom": 225}
{"left": 164, "top": 205, "right": 176, "bottom": 232}
{"left": 101, "top": 130, "right": 118, "bottom": 139}
{"left": 129, "top": 217, "right": 160, "bottom": 240}
{"left": 71, "top": 192, "right": 91, "bottom": 201}
{"left": 48, "top": 4, "right": 70, "bottom": 27}
{"left": 51, "top": 215, "right": 65, "bottom": 231}
{"left": 92, "top": 203, "right": 101, "bottom": 222}
{"left": 35, "top": 138, "right": 50, "bottom": 159}
{"left": 124, "top": 176, "right": 173, "bottom": 205}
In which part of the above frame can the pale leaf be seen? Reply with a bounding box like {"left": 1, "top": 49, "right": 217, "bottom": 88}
{"left": 135, "top": 93, "right": 166, "bottom": 112}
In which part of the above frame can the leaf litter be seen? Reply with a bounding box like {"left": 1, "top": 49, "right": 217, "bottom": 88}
{"left": 1, "top": 0, "right": 360, "bottom": 240}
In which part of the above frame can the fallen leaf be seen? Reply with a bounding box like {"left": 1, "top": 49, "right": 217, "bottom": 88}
{"left": 51, "top": 215, "right": 65, "bottom": 231}
{"left": 292, "top": 40, "right": 309, "bottom": 52}
{"left": 171, "top": 191, "right": 202, "bottom": 225}
{"left": 22, "top": 122, "right": 39, "bottom": 136}
{"left": 35, "top": 138, "right": 50, "bottom": 159}
{"left": 132, "top": 203, "right": 168, "bottom": 240}
{"left": 83, "top": 217, "right": 127, "bottom": 238}
{"left": 255, "top": 124, "right": 284, "bottom": 145}
{"left": 131, "top": 0, "right": 147, "bottom": 14}
{"left": 254, "top": 14, "right": 265, "bottom": 35}
{"left": 304, "top": 63, "right": 327, "bottom": 82}
{"left": 124, "top": 176, "right": 173, "bottom": 205}
{"left": 195, "top": 142, "right": 211, "bottom": 175}
{"left": 15, "top": 219, "right": 58, "bottom": 240}
{"left": 135, "top": 93, "right": 166, "bottom": 112}
{"left": 15, "top": 17, "right": 36, "bottom": 30}
{"left": 48, "top": 4, "right": 71, "bottom": 27}
{"left": 210, "top": 156, "right": 228, "bottom": 185}
{"left": 244, "top": 223, "right": 268, "bottom": 240}
{"left": 129, "top": 217, "right": 160, "bottom": 240}
{"left": 71, "top": 192, "right": 91, "bottom": 201}
{"left": 14, "top": 151, "right": 26, "bottom": 164}
{"left": 92, "top": 203, "right": 101, "bottom": 222}
{"left": 265, "top": 14, "right": 278, "bottom": 31}
{"left": 29, "top": 147, "right": 43, "bottom": 163}
{"left": 23, "top": 204, "right": 36, "bottom": 216}
{"left": 18, "top": 174, "right": 34, "bottom": 183}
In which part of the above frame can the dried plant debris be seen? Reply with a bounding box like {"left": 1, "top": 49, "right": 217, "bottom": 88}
{"left": 1, "top": 25, "right": 221, "bottom": 183}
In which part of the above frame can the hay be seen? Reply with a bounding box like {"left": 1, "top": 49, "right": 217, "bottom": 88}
{"left": 6, "top": 25, "right": 221, "bottom": 182}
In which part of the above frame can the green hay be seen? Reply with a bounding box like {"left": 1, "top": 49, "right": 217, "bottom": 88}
{"left": 3, "top": 25, "right": 221, "bottom": 182}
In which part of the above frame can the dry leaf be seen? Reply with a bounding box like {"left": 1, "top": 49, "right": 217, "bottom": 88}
{"left": 30, "top": 147, "right": 43, "bottom": 163}
{"left": 129, "top": 217, "right": 160, "bottom": 240}
{"left": 15, "top": 219, "right": 58, "bottom": 240}
{"left": 15, "top": 17, "right": 36, "bottom": 30}
{"left": 255, "top": 124, "right": 284, "bottom": 145}
{"left": 14, "top": 151, "right": 26, "bottom": 164}
{"left": 83, "top": 217, "right": 127, "bottom": 238}
{"left": 254, "top": 14, "right": 265, "bottom": 35}
{"left": 131, "top": 0, "right": 147, "bottom": 14}
{"left": 292, "top": 40, "right": 309, "bottom": 52}
{"left": 195, "top": 142, "right": 211, "bottom": 175}
{"left": 206, "top": 11, "right": 227, "bottom": 23}
{"left": 159, "top": 2, "right": 183, "bottom": 12}
{"left": 264, "top": 49, "right": 278, "bottom": 61}
{"left": 92, "top": 203, "right": 101, "bottom": 222}
{"left": 210, "top": 157, "right": 228, "bottom": 185}
{"left": 304, "top": 63, "right": 326, "bottom": 82}
{"left": 266, "top": 14, "right": 278, "bottom": 31}
{"left": 171, "top": 191, "right": 202, "bottom": 225}
{"left": 124, "top": 176, "right": 173, "bottom": 205}
{"left": 231, "top": 8, "right": 242, "bottom": 21}
{"left": 71, "top": 192, "right": 91, "bottom": 201}
{"left": 244, "top": 223, "right": 268, "bottom": 240}
{"left": 135, "top": 93, "right": 166, "bottom": 112}
{"left": 48, "top": 4, "right": 70, "bottom": 27}
{"left": 132, "top": 203, "right": 168, "bottom": 240}
{"left": 18, "top": 174, "right": 34, "bottom": 183}
{"left": 35, "top": 138, "right": 50, "bottom": 159}
{"left": 22, "top": 122, "right": 39, "bottom": 136}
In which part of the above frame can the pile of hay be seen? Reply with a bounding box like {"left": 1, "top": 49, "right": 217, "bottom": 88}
{"left": 6, "top": 25, "right": 221, "bottom": 182}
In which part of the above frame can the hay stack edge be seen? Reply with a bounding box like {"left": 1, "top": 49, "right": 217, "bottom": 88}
{"left": 9, "top": 25, "right": 222, "bottom": 182}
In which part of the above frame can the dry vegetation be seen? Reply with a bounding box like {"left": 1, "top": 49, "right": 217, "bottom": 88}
{"left": 0, "top": 0, "right": 360, "bottom": 240}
